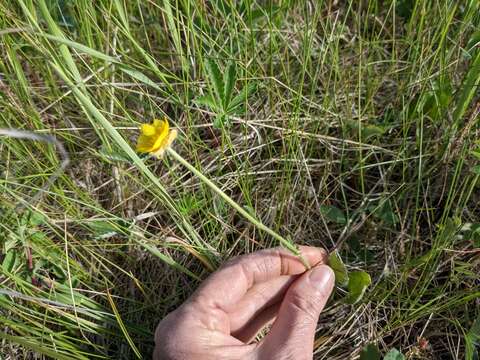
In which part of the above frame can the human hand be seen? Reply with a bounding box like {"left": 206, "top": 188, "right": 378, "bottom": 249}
{"left": 153, "top": 246, "right": 335, "bottom": 360}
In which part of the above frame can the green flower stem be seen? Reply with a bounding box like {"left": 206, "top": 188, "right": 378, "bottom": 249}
{"left": 167, "top": 147, "right": 309, "bottom": 268}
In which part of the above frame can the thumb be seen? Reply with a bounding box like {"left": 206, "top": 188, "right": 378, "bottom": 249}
{"left": 257, "top": 265, "right": 334, "bottom": 360}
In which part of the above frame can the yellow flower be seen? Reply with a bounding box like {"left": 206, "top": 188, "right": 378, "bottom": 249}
{"left": 136, "top": 118, "right": 177, "bottom": 158}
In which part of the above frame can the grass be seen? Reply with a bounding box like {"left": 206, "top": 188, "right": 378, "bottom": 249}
{"left": 0, "top": 0, "right": 479, "bottom": 358}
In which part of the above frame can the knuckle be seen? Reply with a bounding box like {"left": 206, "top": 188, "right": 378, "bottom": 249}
{"left": 257, "top": 252, "right": 277, "bottom": 275}
{"left": 277, "top": 249, "right": 290, "bottom": 275}
{"left": 287, "top": 292, "right": 319, "bottom": 323}
{"left": 317, "top": 248, "right": 328, "bottom": 262}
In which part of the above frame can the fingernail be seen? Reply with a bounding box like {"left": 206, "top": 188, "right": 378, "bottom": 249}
{"left": 308, "top": 265, "right": 334, "bottom": 291}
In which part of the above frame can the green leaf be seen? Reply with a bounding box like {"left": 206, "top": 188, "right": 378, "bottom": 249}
{"left": 368, "top": 200, "right": 398, "bottom": 226}
{"left": 87, "top": 220, "right": 129, "bottom": 239}
{"left": 205, "top": 58, "right": 224, "bottom": 105}
{"left": 2, "top": 250, "right": 17, "bottom": 272}
{"left": 213, "top": 114, "right": 227, "bottom": 129}
{"left": 228, "top": 82, "right": 257, "bottom": 113}
{"left": 99, "top": 146, "right": 133, "bottom": 163}
{"left": 4, "top": 233, "right": 19, "bottom": 253}
{"left": 195, "top": 94, "right": 220, "bottom": 111}
{"left": 346, "top": 236, "right": 375, "bottom": 264}
{"left": 465, "top": 316, "right": 480, "bottom": 360}
{"left": 328, "top": 251, "right": 349, "bottom": 286}
{"left": 384, "top": 348, "right": 405, "bottom": 360}
{"left": 320, "top": 205, "right": 347, "bottom": 225}
{"left": 347, "top": 119, "right": 386, "bottom": 140}
{"left": 422, "top": 80, "right": 452, "bottom": 121}
{"left": 345, "top": 271, "right": 371, "bottom": 304}
{"left": 469, "top": 224, "right": 480, "bottom": 248}
{"left": 29, "top": 210, "right": 46, "bottom": 226}
{"left": 223, "top": 61, "right": 237, "bottom": 108}
{"left": 359, "top": 343, "right": 381, "bottom": 360}
{"left": 472, "top": 165, "right": 480, "bottom": 175}
{"left": 363, "top": 125, "right": 386, "bottom": 139}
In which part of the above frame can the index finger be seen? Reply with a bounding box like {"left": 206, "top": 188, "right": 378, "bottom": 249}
{"left": 189, "top": 246, "right": 327, "bottom": 312}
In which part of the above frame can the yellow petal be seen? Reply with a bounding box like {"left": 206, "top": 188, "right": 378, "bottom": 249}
{"left": 136, "top": 134, "right": 154, "bottom": 152}
{"left": 150, "top": 130, "right": 169, "bottom": 152}
{"left": 136, "top": 118, "right": 175, "bottom": 155}
{"left": 140, "top": 123, "right": 156, "bottom": 136}
{"left": 152, "top": 129, "right": 177, "bottom": 158}
{"left": 153, "top": 119, "right": 169, "bottom": 133}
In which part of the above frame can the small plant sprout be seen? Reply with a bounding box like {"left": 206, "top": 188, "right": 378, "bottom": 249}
{"left": 136, "top": 118, "right": 308, "bottom": 267}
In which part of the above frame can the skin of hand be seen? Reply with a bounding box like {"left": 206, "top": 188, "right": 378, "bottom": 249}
{"left": 153, "top": 246, "right": 335, "bottom": 360}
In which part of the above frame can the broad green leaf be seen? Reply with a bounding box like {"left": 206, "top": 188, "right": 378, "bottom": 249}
{"left": 195, "top": 94, "right": 220, "bottom": 111}
{"left": 384, "top": 348, "right": 405, "bottom": 360}
{"left": 27, "top": 210, "right": 46, "bottom": 226}
{"left": 347, "top": 120, "right": 386, "bottom": 139}
{"left": 30, "top": 232, "right": 47, "bottom": 242}
{"left": 328, "top": 251, "right": 349, "bottom": 286}
{"left": 4, "top": 233, "right": 19, "bottom": 253}
{"left": 99, "top": 146, "right": 133, "bottom": 163}
{"left": 87, "top": 220, "right": 129, "bottom": 239}
{"left": 345, "top": 271, "right": 371, "bottom": 304}
{"left": 363, "top": 125, "right": 386, "bottom": 139}
{"left": 20, "top": 210, "right": 46, "bottom": 226}
{"left": 359, "top": 343, "right": 381, "bottom": 360}
{"left": 320, "top": 205, "right": 347, "bottom": 225}
{"left": 2, "top": 250, "right": 17, "bottom": 272}
{"left": 422, "top": 80, "right": 452, "bottom": 121}
{"left": 228, "top": 82, "right": 257, "bottom": 113}
{"left": 472, "top": 165, "right": 480, "bottom": 175}
{"left": 472, "top": 224, "right": 480, "bottom": 248}
{"left": 223, "top": 61, "right": 237, "bottom": 107}
{"left": 368, "top": 201, "right": 398, "bottom": 226}
{"left": 205, "top": 58, "right": 224, "bottom": 105}
{"left": 346, "top": 236, "right": 375, "bottom": 264}
{"left": 465, "top": 316, "right": 480, "bottom": 360}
